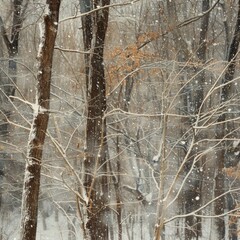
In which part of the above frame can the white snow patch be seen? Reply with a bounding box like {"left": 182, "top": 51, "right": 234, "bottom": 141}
{"left": 37, "top": 22, "right": 45, "bottom": 59}
{"left": 152, "top": 155, "right": 159, "bottom": 162}
{"left": 234, "top": 151, "right": 240, "bottom": 156}
{"left": 145, "top": 192, "right": 152, "bottom": 202}
{"left": 233, "top": 140, "right": 240, "bottom": 148}
{"left": 1, "top": 209, "right": 83, "bottom": 239}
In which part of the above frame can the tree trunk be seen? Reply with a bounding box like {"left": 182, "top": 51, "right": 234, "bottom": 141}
{"left": 20, "top": 1, "right": 61, "bottom": 240}
{"left": 215, "top": 1, "right": 240, "bottom": 239}
{"left": 82, "top": 1, "right": 110, "bottom": 239}
{"left": 0, "top": 0, "right": 29, "bottom": 96}
{"left": 184, "top": 1, "right": 210, "bottom": 239}
{"left": 0, "top": 27, "right": 4, "bottom": 208}
{"left": 80, "top": 0, "right": 93, "bottom": 94}
{"left": 0, "top": 0, "right": 28, "bottom": 208}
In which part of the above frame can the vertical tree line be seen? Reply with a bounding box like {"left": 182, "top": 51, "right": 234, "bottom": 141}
{"left": 184, "top": 0, "right": 210, "bottom": 238}
{"left": 1, "top": 0, "right": 240, "bottom": 239}
{"left": 20, "top": 1, "right": 61, "bottom": 239}
{"left": 215, "top": 0, "right": 240, "bottom": 239}
{"left": 80, "top": 0, "right": 110, "bottom": 239}
{"left": 0, "top": 0, "right": 28, "bottom": 207}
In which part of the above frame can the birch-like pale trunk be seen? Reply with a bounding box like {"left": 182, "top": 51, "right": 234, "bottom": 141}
{"left": 20, "top": 1, "right": 61, "bottom": 240}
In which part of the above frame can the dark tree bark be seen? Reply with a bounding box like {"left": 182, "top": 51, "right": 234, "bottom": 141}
{"left": 20, "top": 1, "right": 61, "bottom": 240}
{"left": 195, "top": 0, "right": 210, "bottom": 109}
{"left": 82, "top": 1, "right": 110, "bottom": 239}
{"left": 0, "top": 0, "right": 29, "bottom": 96}
{"left": 164, "top": 1, "right": 212, "bottom": 239}
{"left": 184, "top": 1, "right": 210, "bottom": 239}
{"left": 112, "top": 134, "right": 122, "bottom": 240}
{"left": 80, "top": 0, "right": 93, "bottom": 95}
{"left": 0, "top": 30, "right": 3, "bottom": 208}
{"left": 214, "top": 1, "right": 240, "bottom": 239}
{"left": 163, "top": 2, "right": 191, "bottom": 239}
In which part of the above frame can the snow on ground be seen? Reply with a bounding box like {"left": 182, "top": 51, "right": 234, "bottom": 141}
{"left": 0, "top": 207, "right": 82, "bottom": 240}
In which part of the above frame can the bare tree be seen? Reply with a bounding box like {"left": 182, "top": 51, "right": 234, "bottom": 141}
{"left": 80, "top": 0, "right": 110, "bottom": 239}
{"left": 20, "top": 1, "right": 61, "bottom": 239}
{"left": 1, "top": 1, "right": 240, "bottom": 239}
{"left": 183, "top": 1, "right": 210, "bottom": 238}
{"left": 80, "top": 0, "right": 92, "bottom": 93}
{"left": 0, "top": 0, "right": 29, "bottom": 195}
{"left": 215, "top": 0, "right": 240, "bottom": 239}
{"left": 0, "top": 0, "right": 29, "bottom": 96}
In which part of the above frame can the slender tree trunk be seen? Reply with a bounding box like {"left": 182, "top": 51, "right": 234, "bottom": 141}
{"left": 0, "top": 0, "right": 28, "bottom": 208}
{"left": 156, "top": 2, "right": 189, "bottom": 239}
{"left": 20, "top": 1, "right": 61, "bottom": 240}
{"left": 109, "top": 109, "right": 123, "bottom": 240}
{"left": 83, "top": 1, "right": 110, "bottom": 239}
{"left": 80, "top": 0, "right": 93, "bottom": 94}
{"left": 0, "top": 30, "right": 4, "bottom": 208}
{"left": 0, "top": 0, "right": 29, "bottom": 96}
{"left": 112, "top": 134, "right": 122, "bottom": 240}
{"left": 184, "top": 1, "right": 210, "bottom": 239}
{"left": 215, "top": 1, "right": 240, "bottom": 239}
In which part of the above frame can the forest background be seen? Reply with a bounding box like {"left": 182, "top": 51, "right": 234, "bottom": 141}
{"left": 1, "top": 0, "right": 240, "bottom": 239}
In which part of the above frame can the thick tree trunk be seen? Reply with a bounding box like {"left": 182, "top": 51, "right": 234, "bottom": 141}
{"left": 215, "top": 1, "right": 240, "bottom": 239}
{"left": 20, "top": 1, "right": 60, "bottom": 240}
{"left": 83, "top": 1, "right": 110, "bottom": 239}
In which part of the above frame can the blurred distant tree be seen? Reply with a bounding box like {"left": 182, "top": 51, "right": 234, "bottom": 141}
{"left": 0, "top": 0, "right": 28, "bottom": 153}
{"left": 215, "top": 0, "right": 240, "bottom": 239}
{"left": 0, "top": 0, "right": 29, "bottom": 208}
{"left": 184, "top": 0, "right": 210, "bottom": 238}
{"left": 0, "top": 0, "right": 29, "bottom": 97}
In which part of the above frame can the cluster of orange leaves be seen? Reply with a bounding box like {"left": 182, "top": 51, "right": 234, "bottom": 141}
{"left": 105, "top": 31, "right": 159, "bottom": 93}
{"left": 224, "top": 167, "right": 240, "bottom": 179}
{"left": 224, "top": 166, "right": 240, "bottom": 232}
{"left": 222, "top": 167, "right": 240, "bottom": 231}
{"left": 228, "top": 203, "right": 240, "bottom": 236}
{"left": 137, "top": 31, "right": 159, "bottom": 45}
